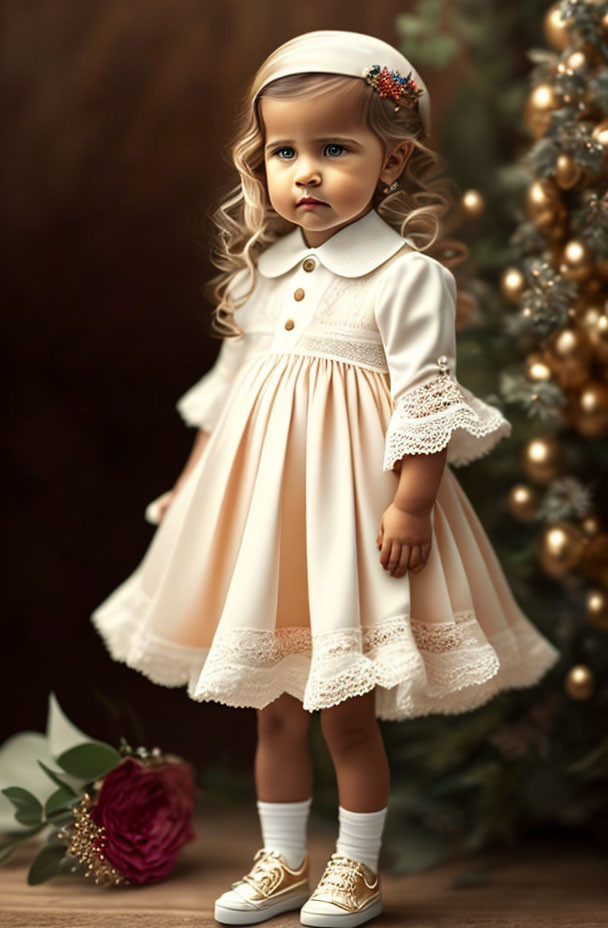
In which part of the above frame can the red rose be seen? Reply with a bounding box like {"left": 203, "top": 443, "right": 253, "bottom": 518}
{"left": 90, "top": 757, "right": 195, "bottom": 885}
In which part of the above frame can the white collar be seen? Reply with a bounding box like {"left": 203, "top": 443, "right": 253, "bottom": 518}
{"left": 256, "top": 208, "right": 414, "bottom": 279}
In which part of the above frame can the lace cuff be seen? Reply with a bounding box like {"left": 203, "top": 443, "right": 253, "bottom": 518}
{"left": 383, "top": 371, "right": 512, "bottom": 471}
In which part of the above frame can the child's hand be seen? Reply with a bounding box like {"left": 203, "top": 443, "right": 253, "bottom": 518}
{"left": 144, "top": 490, "right": 175, "bottom": 525}
{"left": 376, "top": 503, "right": 432, "bottom": 578}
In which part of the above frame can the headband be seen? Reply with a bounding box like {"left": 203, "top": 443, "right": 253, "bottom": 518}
{"left": 251, "top": 29, "right": 431, "bottom": 136}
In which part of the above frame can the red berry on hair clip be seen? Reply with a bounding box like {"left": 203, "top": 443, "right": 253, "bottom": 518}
{"left": 362, "top": 64, "right": 424, "bottom": 112}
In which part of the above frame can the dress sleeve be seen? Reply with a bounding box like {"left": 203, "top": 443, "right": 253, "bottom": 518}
{"left": 175, "top": 267, "right": 253, "bottom": 432}
{"left": 175, "top": 333, "right": 248, "bottom": 432}
{"left": 374, "top": 251, "right": 512, "bottom": 472}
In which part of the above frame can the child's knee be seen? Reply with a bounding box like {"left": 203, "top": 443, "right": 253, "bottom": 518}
{"left": 319, "top": 690, "right": 378, "bottom": 754}
{"left": 256, "top": 693, "right": 311, "bottom": 740}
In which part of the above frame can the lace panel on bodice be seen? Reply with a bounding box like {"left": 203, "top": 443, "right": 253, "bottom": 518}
{"left": 290, "top": 334, "right": 388, "bottom": 372}
{"left": 308, "top": 274, "right": 379, "bottom": 330}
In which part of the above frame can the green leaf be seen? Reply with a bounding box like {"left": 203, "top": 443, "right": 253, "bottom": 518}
{"left": 44, "top": 787, "right": 75, "bottom": 819}
{"left": 0, "top": 823, "right": 48, "bottom": 865}
{"left": 1, "top": 787, "right": 43, "bottom": 826}
{"left": 27, "top": 844, "right": 67, "bottom": 885}
{"left": 45, "top": 810, "right": 74, "bottom": 826}
{"left": 55, "top": 742, "right": 121, "bottom": 779}
{"left": 0, "top": 842, "right": 21, "bottom": 863}
{"left": 37, "top": 760, "right": 78, "bottom": 796}
{"left": 0, "top": 822, "right": 47, "bottom": 844}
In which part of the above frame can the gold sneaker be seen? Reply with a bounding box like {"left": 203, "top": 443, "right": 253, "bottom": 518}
{"left": 299, "top": 853, "right": 382, "bottom": 927}
{"left": 214, "top": 847, "right": 311, "bottom": 925}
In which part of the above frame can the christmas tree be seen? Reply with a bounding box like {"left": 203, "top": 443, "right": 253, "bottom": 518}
{"left": 333, "top": 0, "right": 607, "bottom": 872}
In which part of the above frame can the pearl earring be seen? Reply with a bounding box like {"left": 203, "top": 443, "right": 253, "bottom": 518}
{"left": 382, "top": 180, "right": 400, "bottom": 194}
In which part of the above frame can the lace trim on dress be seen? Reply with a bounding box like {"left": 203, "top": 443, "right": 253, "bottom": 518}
{"left": 383, "top": 373, "right": 512, "bottom": 471}
{"left": 91, "top": 588, "right": 560, "bottom": 721}
{"left": 291, "top": 334, "right": 389, "bottom": 373}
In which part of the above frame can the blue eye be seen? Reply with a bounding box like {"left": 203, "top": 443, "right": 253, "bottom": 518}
{"left": 274, "top": 146, "right": 295, "bottom": 160}
{"left": 271, "top": 143, "right": 348, "bottom": 160}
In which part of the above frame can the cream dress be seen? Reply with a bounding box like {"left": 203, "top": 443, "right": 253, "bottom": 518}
{"left": 91, "top": 209, "right": 560, "bottom": 720}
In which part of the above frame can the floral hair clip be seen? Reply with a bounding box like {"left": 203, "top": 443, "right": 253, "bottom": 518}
{"left": 362, "top": 64, "right": 424, "bottom": 113}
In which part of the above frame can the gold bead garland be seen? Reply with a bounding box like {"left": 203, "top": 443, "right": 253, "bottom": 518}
{"left": 56, "top": 790, "right": 129, "bottom": 887}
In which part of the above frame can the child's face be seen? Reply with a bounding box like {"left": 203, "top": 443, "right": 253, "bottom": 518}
{"left": 260, "top": 88, "right": 387, "bottom": 248}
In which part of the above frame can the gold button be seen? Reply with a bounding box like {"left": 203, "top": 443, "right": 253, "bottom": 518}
{"left": 294, "top": 288, "right": 305, "bottom": 301}
{"left": 284, "top": 318, "right": 295, "bottom": 330}
{"left": 302, "top": 257, "right": 317, "bottom": 272}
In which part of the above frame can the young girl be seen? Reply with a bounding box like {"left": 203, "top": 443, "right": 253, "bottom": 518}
{"left": 91, "top": 29, "right": 560, "bottom": 928}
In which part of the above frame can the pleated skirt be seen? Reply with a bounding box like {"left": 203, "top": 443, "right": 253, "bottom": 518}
{"left": 91, "top": 352, "right": 560, "bottom": 720}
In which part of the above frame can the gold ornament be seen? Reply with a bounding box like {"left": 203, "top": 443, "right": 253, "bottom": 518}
{"left": 567, "top": 381, "right": 608, "bottom": 438}
{"left": 580, "top": 532, "right": 608, "bottom": 588}
{"left": 524, "top": 83, "right": 561, "bottom": 138}
{"left": 559, "top": 239, "right": 595, "bottom": 283}
{"left": 591, "top": 118, "right": 608, "bottom": 149}
{"left": 500, "top": 267, "right": 526, "bottom": 303}
{"left": 461, "top": 189, "right": 485, "bottom": 220}
{"left": 581, "top": 514, "right": 601, "bottom": 537}
{"left": 586, "top": 313, "right": 608, "bottom": 364}
{"left": 586, "top": 588, "right": 608, "bottom": 629}
{"left": 525, "top": 178, "right": 562, "bottom": 229}
{"left": 508, "top": 484, "right": 540, "bottom": 521}
{"left": 522, "top": 435, "right": 562, "bottom": 484}
{"left": 564, "top": 50, "right": 588, "bottom": 73}
{"left": 565, "top": 664, "right": 595, "bottom": 701}
{"left": 543, "top": 2, "right": 573, "bottom": 52}
{"left": 525, "top": 352, "right": 553, "bottom": 383}
{"left": 539, "top": 521, "right": 587, "bottom": 578}
{"left": 555, "top": 154, "right": 582, "bottom": 190}
{"left": 543, "top": 327, "right": 592, "bottom": 389}
{"left": 576, "top": 301, "right": 604, "bottom": 332}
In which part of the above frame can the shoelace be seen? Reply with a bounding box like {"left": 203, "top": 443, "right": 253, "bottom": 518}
{"left": 240, "top": 849, "right": 286, "bottom": 895}
{"left": 317, "top": 854, "right": 365, "bottom": 894}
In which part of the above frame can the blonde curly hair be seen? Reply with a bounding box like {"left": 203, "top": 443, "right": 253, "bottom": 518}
{"left": 204, "top": 68, "right": 463, "bottom": 340}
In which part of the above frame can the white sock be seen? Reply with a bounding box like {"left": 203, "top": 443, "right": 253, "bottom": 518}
{"left": 335, "top": 805, "right": 388, "bottom": 874}
{"left": 256, "top": 797, "right": 312, "bottom": 869}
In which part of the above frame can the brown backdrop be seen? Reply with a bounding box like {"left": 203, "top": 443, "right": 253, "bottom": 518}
{"left": 3, "top": 0, "right": 453, "bottom": 769}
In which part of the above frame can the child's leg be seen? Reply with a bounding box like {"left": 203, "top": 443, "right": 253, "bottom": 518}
{"left": 214, "top": 694, "right": 313, "bottom": 922}
{"left": 319, "top": 689, "right": 390, "bottom": 873}
{"left": 254, "top": 693, "right": 314, "bottom": 869}
{"left": 255, "top": 692, "right": 313, "bottom": 800}
{"left": 320, "top": 689, "right": 390, "bottom": 811}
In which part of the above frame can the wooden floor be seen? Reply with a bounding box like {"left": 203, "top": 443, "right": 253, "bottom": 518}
{"left": 1, "top": 795, "right": 606, "bottom": 927}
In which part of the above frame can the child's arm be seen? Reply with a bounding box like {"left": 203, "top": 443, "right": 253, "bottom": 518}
{"left": 145, "top": 332, "right": 248, "bottom": 525}
{"left": 376, "top": 447, "right": 447, "bottom": 578}
{"left": 145, "top": 428, "right": 211, "bottom": 524}
{"left": 373, "top": 252, "right": 460, "bottom": 577}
